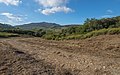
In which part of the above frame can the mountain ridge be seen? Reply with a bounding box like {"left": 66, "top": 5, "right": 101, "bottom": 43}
{"left": 15, "top": 22, "right": 80, "bottom": 30}
{"left": 0, "top": 23, "right": 13, "bottom": 29}
{"left": 15, "top": 22, "right": 62, "bottom": 30}
{"left": 0, "top": 22, "right": 80, "bottom": 30}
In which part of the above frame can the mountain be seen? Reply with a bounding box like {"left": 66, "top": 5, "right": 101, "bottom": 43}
{"left": 15, "top": 22, "right": 61, "bottom": 30}
{"left": 0, "top": 22, "right": 80, "bottom": 30}
{"left": 0, "top": 23, "right": 13, "bottom": 29}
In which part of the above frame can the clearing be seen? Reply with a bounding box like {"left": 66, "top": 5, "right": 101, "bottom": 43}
{"left": 0, "top": 35, "right": 120, "bottom": 75}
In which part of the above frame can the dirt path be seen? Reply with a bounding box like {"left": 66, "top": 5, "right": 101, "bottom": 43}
{"left": 0, "top": 35, "right": 120, "bottom": 75}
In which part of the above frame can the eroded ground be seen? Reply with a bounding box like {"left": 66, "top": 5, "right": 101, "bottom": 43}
{"left": 0, "top": 35, "right": 120, "bottom": 75}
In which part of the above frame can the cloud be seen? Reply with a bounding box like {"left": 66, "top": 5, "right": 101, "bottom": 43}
{"left": 0, "top": 12, "right": 27, "bottom": 25}
{"left": 36, "top": 0, "right": 73, "bottom": 15}
{"left": 39, "top": 6, "right": 72, "bottom": 15}
{"left": 101, "top": 9, "right": 114, "bottom": 18}
{"left": 1, "top": 12, "right": 22, "bottom": 21}
{"left": 0, "top": 0, "right": 21, "bottom": 6}
{"left": 36, "top": 0, "right": 67, "bottom": 7}
{"left": 106, "top": 9, "right": 113, "bottom": 15}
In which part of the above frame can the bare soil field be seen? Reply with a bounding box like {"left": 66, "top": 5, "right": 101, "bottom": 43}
{"left": 0, "top": 35, "right": 120, "bottom": 75}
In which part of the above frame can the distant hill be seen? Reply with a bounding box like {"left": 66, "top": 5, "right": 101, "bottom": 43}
{"left": 15, "top": 22, "right": 61, "bottom": 30}
{"left": 0, "top": 23, "right": 13, "bottom": 29}
{"left": 0, "top": 22, "right": 80, "bottom": 30}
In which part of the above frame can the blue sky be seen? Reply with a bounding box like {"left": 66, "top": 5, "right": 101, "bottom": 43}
{"left": 0, "top": 0, "right": 120, "bottom": 25}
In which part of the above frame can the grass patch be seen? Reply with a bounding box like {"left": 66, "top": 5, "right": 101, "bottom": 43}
{"left": 0, "top": 32, "right": 19, "bottom": 38}
{"left": 64, "top": 35, "right": 82, "bottom": 40}
{"left": 81, "top": 28, "right": 120, "bottom": 39}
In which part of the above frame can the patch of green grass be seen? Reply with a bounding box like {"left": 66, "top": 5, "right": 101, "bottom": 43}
{"left": 0, "top": 32, "right": 19, "bottom": 38}
{"left": 81, "top": 28, "right": 120, "bottom": 39}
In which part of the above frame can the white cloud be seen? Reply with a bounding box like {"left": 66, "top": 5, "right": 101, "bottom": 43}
{"left": 1, "top": 12, "right": 22, "bottom": 21}
{"left": 107, "top": 10, "right": 113, "bottom": 13}
{"left": 101, "top": 9, "right": 114, "bottom": 18}
{"left": 106, "top": 9, "right": 113, "bottom": 14}
{"left": 40, "top": 6, "right": 72, "bottom": 15}
{"left": 0, "top": 0, "right": 21, "bottom": 6}
{"left": 36, "top": 0, "right": 73, "bottom": 15}
{"left": 36, "top": 0, "right": 67, "bottom": 7}
{"left": 0, "top": 12, "right": 29, "bottom": 25}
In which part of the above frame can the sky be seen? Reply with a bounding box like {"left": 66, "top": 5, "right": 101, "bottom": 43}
{"left": 0, "top": 0, "right": 120, "bottom": 26}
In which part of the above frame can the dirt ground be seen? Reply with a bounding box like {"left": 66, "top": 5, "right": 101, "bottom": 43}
{"left": 0, "top": 35, "right": 120, "bottom": 75}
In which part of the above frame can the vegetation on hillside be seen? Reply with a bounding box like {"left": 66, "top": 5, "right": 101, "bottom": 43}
{"left": 0, "top": 16, "right": 120, "bottom": 39}
{"left": 42, "top": 16, "right": 120, "bottom": 40}
{"left": 64, "top": 28, "right": 120, "bottom": 40}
